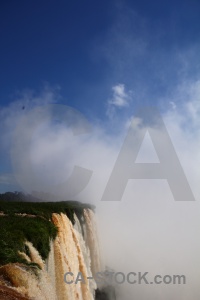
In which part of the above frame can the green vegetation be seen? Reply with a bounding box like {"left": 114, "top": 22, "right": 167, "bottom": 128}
{"left": 0, "top": 216, "right": 57, "bottom": 266}
{"left": 0, "top": 192, "right": 95, "bottom": 224}
{"left": 0, "top": 192, "right": 95, "bottom": 267}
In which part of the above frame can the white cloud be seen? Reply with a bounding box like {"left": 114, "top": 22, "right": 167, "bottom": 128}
{"left": 1, "top": 82, "right": 200, "bottom": 300}
{"left": 107, "top": 83, "right": 131, "bottom": 118}
{"left": 109, "top": 84, "right": 130, "bottom": 107}
{"left": 0, "top": 86, "right": 60, "bottom": 190}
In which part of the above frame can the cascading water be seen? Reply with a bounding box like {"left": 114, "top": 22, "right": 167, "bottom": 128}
{"left": 0, "top": 209, "right": 102, "bottom": 300}
{"left": 83, "top": 209, "right": 102, "bottom": 278}
{"left": 52, "top": 212, "right": 95, "bottom": 300}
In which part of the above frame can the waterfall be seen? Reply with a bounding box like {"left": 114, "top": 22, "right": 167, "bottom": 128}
{"left": 83, "top": 209, "right": 102, "bottom": 277}
{"left": 46, "top": 240, "right": 56, "bottom": 293}
{"left": 73, "top": 214, "right": 97, "bottom": 295}
{"left": 52, "top": 212, "right": 95, "bottom": 300}
{"left": 0, "top": 208, "right": 100, "bottom": 300}
{"left": 0, "top": 247, "right": 57, "bottom": 300}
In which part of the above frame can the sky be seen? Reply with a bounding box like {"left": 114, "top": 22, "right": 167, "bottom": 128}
{"left": 1, "top": 1, "right": 200, "bottom": 299}
{"left": 0, "top": 0, "right": 199, "bottom": 192}
{"left": 1, "top": 0, "right": 200, "bottom": 115}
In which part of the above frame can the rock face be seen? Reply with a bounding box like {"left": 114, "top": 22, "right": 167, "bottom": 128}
{"left": 95, "top": 286, "right": 116, "bottom": 300}
{"left": 0, "top": 284, "right": 29, "bottom": 300}
{"left": 0, "top": 207, "right": 113, "bottom": 300}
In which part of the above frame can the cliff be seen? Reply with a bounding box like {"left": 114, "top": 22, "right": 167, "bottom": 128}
{"left": 0, "top": 195, "right": 111, "bottom": 300}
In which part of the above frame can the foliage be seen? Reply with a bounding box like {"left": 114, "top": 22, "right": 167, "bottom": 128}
{"left": 0, "top": 192, "right": 95, "bottom": 267}
{"left": 0, "top": 216, "right": 57, "bottom": 266}
{"left": 0, "top": 193, "right": 95, "bottom": 224}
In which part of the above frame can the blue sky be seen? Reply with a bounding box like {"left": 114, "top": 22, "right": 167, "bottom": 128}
{"left": 1, "top": 3, "right": 200, "bottom": 298}
{"left": 1, "top": 0, "right": 200, "bottom": 113}
{"left": 1, "top": 0, "right": 200, "bottom": 193}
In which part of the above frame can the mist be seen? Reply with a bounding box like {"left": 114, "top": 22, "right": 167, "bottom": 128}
{"left": 0, "top": 80, "right": 200, "bottom": 299}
